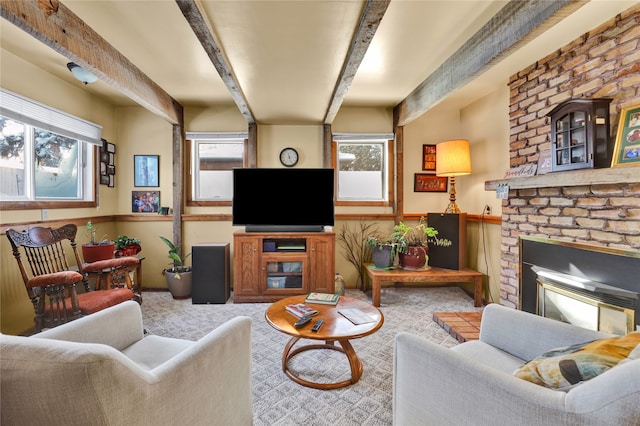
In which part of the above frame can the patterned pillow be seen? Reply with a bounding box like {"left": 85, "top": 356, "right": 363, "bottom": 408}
{"left": 514, "top": 331, "right": 640, "bottom": 391}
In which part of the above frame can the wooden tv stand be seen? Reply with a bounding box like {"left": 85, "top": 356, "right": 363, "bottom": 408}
{"left": 233, "top": 231, "right": 335, "bottom": 302}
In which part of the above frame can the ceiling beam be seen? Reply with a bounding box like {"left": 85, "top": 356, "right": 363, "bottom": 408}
{"left": 0, "top": 0, "right": 183, "bottom": 125}
{"left": 393, "top": 0, "right": 588, "bottom": 127}
{"left": 324, "top": 0, "right": 390, "bottom": 125}
{"left": 176, "top": 0, "right": 255, "bottom": 125}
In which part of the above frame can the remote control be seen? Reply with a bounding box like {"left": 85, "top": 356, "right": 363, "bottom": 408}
{"left": 311, "top": 319, "right": 324, "bottom": 332}
{"left": 294, "top": 315, "right": 312, "bottom": 328}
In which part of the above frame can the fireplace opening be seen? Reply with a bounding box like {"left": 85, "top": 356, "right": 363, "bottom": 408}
{"left": 520, "top": 237, "right": 640, "bottom": 335}
{"left": 533, "top": 266, "right": 636, "bottom": 335}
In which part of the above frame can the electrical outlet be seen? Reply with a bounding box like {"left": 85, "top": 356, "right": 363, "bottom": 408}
{"left": 484, "top": 205, "right": 491, "bottom": 215}
{"left": 41, "top": 209, "right": 48, "bottom": 220}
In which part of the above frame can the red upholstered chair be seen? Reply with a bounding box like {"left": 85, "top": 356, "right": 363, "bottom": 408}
{"left": 6, "top": 224, "right": 137, "bottom": 332}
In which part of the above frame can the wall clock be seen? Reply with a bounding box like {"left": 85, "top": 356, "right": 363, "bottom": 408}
{"left": 279, "top": 147, "right": 299, "bottom": 167}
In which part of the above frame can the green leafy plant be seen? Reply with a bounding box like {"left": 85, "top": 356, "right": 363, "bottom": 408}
{"left": 160, "top": 236, "right": 192, "bottom": 276}
{"left": 391, "top": 217, "right": 452, "bottom": 254}
{"left": 366, "top": 236, "right": 399, "bottom": 259}
{"left": 114, "top": 235, "right": 141, "bottom": 250}
{"left": 85, "top": 221, "right": 110, "bottom": 245}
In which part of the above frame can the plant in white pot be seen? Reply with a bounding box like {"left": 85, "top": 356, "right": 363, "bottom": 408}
{"left": 82, "top": 221, "right": 115, "bottom": 263}
{"left": 160, "top": 236, "right": 192, "bottom": 299}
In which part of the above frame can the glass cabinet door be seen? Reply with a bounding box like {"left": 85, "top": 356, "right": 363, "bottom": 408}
{"left": 263, "top": 257, "right": 307, "bottom": 292}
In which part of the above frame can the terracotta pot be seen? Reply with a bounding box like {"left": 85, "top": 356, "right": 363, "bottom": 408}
{"left": 398, "top": 245, "right": 429, "bottom": 270}
{"left": 115, "top": 243, "right": 142, "bottom": 258}
{"left": 82, "top": 242, "right": 115, "bottom": 263}
{"left": 164, "top": 269, "right": 192, "bottom": 300}
{"left": 372, "top": 244, "right": 395, "bottom": 269}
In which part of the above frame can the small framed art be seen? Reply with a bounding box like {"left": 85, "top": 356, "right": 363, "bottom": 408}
{"left": 132, "top": 191, "right": 160, "bottom": 213}
{"left": 134, "top": 155, "right": 159, "bottom": 187}
{"left": 612, "top": 104, "right": 640, "bottom": 167}
{"left": 422, "top": 144, "right": 437, "bottom": 171}
{"left": 414, "top": 173, "right": 448, "bottom": 192}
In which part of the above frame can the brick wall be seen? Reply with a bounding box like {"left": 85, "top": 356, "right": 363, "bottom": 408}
{"left": 500, "top": 5, "right": 640, "bottom": 309}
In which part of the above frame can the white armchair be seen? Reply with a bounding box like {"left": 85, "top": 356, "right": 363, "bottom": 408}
{"left": 393, "top": 303, "right": 640, "bottom": 426}
{"left": 1, "top": 301, "right": 253, "bottom": 426}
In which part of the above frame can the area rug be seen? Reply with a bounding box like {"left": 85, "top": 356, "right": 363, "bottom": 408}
{"left": 140, "top": 286, "right": 483, "bottom": 425}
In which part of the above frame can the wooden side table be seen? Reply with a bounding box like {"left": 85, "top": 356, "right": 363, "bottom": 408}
{"left": 84, "top": 256, "right": 145, "bottom": 303}
{"left": 365, "top": 264, "right": 483, "bottom": 307}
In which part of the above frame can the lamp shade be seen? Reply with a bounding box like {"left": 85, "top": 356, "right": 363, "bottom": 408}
{"left": 436, "top": 139, "right": 472, "bottom": 177}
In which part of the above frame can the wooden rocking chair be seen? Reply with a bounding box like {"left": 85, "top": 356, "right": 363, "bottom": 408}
{"left": 6, "top": 224, "right": 138, "bottom": 333}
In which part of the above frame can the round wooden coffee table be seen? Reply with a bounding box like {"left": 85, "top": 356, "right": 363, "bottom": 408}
{"left": 265, "top": 295, "right": 384, "bottom": 390}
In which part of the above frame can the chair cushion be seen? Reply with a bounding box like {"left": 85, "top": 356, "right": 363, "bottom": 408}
{"left": 121, "top": 335, "right": 193, "bottom": 370}
{"left": 27, "top": 271, "right": 83, "bottom": 288}
{"left": 514, "top": 331, "right": 640, "bottom": 391}
{"left": 43, "top": 288, "right": 134, "bottom": 315}
{"left": 82, "top": 256, "right": 139, "bottom": 273}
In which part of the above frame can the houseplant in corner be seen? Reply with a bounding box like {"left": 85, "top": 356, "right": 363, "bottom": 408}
{"left": 114, "top": 235, "right": 142, "bottom": 258}
{"left": 391, "top": 217, "right": 451, "bottom": 270}
{"left": 82, "top": 221, "right": 115, "bottom": 263}
{"left": 366, "top": 237, "right": 398, "bottom": 269}
{"left": 160, "top": 236, "right": 192, "bottom": 299}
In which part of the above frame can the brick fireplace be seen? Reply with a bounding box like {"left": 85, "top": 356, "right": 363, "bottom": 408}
{"left": 493, "top": 5, "right": 640, "bottom": 312}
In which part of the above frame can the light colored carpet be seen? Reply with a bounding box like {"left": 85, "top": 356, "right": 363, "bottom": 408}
{"left": 140, "top": 286, "right": 483, "bottom": 425}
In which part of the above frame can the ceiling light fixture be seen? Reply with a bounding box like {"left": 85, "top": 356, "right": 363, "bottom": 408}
{"left": 436, "top": 139, "right": 472, "bottom": 214}
{"left": 66, "top": 62, "right": 98, "bottom": 85}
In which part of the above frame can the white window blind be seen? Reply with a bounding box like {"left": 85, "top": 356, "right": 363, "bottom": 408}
{"left": 0, "top": 88, "right": 102, "bottom": 145}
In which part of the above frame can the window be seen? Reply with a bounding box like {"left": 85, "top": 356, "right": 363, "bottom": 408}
{"left": 334, "top": 134, "right": 393, "bottom": 204}
{"left": 187, "top": 132, "right": 247, "bottom": 205}
{"left": 0, "top": 89, "right": 99, "bottom": 207}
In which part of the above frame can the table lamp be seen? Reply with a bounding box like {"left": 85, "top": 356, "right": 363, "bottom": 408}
{"left": 436, "top": 139, "right": 472, "bottom": 214}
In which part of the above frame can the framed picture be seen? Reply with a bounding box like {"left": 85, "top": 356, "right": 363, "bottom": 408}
{"left": 612, "top": 104, "right": 640, "bottom": 167}
{"left": 134, "top": 155, "right": 159, "bottom": 187}
{"left": 132, "top": 190, "right": 160, "bottom": 213}
{"left": 108, "top": 175, "right": 115, "bottom": 188}
{"left": 106, "top": 143, "right": 116, "bottom": 154}
{"left": 422, "top": 144, "right": 437, "bottom": 171}
{"left": 100, "top": 175, "right": 110, "bottom": 185}
{"left": 107, "top": 165, "right": 116, "bottom": 175}
{"left": 414, "top": 173, "right": 448, "bottom": 192}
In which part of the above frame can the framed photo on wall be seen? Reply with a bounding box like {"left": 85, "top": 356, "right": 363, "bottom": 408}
{"left": 414, "top": 173, "right": 448, "bottom": 192}
{"left": 422, "top": 144, "right": 437, "bottom": 171}
{"left": 134, "top": 155, "right": 159, "bottom": 187}
{"left": 132, "top": 191, "right": 160, "bottom": 213}
{"left": 612, "top": 104, "right": 640, "bottom": 167}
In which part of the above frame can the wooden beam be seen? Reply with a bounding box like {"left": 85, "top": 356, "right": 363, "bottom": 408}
{"left": 324, "top": 0, "right": 390, "bottom": 124}
{"left": 322, "top": 124, "right": 332, "bottom": 168}
{"left": 394, "top": 0, "right": 587, "bottom": 127}
{"left": 176, "top": 0, "right": 255, "bottom": 125}
{"left": 172, "top": 124, "right": 185, "bottom": 250}
{"left": 0, "top": 0, "right": 183, "bottom": 125}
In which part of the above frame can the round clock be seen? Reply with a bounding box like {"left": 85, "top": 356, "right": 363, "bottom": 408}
{"left": 279, "top": 147, "right": 299, "bottom": 167}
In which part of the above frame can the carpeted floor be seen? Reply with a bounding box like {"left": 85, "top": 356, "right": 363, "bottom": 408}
{"left": 140, "top": 286, "right": 483, "bottom": 425}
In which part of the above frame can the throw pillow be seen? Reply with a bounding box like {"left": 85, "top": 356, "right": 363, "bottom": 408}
{"left": 514, "top": 331, "right": 640, "bottom": 391}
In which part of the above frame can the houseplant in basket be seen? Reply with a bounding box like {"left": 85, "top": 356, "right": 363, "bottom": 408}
{"left": 160, "top": 236, "right": 192, "bottom": 299}
{"left": 391, "top": 217, "right": 451, "bottom": 270}
{"left": 82, "top": 221, "right": 115, "bottom": 263}
{"left": 114, "top": 235, "right": 142, "bottom": 258}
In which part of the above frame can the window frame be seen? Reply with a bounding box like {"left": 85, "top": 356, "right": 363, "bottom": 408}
{"left": 332, "top": 134, "right": 394, "bottom": 207}
{"left": 186, "top": 132, "right": 249, "bottom": 207}
{"left": 0, "top": 89, "right": 100, "bottom": 210}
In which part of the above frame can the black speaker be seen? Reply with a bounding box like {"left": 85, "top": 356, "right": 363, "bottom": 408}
{"left": 427, "top": 213, "right": 467, "bottom": 270}
{"left": 192, "top": 243, "right": 230, "bottom": 304}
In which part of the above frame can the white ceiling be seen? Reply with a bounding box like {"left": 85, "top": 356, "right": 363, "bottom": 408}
{"left": 1, "top": 0, "right": 637, "bottom": 125}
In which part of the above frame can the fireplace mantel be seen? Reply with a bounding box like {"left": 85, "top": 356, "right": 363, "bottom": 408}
{"left": 485, "top": 167, "right": 639, "bottom": 191}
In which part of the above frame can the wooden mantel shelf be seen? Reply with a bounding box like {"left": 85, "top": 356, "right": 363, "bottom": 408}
{"left": 485, "top": 167, "right": 639, "bottom": 191}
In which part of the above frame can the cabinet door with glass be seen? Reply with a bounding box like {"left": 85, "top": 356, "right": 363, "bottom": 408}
{"left": 261, "top": 254, "right": 309, "bottom": 295}
{"left": 548, "top": 98, "right": 611, "bottom": 172}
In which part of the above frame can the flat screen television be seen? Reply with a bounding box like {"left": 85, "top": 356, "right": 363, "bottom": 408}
{"left": 232, "top": 168, "right": 335, "bottom": 232}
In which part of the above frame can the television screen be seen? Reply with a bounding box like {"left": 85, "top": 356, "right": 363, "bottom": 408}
{"left": 232, "top": 168, "right": 335, "bottom": 232}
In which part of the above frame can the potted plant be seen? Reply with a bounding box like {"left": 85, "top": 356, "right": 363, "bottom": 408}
{"left": 81, "top": 221, "right": 115, "bottom": 263}
{"left": 160, "top": 236, "right": 192, "bottom": 299}
{"left": 366, "top": 236, "right": 398, "bottom": 269}
{"left": 114, "top": 235, "right": 142, "bottom": 258}
{"left": 391, "top": 217, "right": 451, "bottom": 270}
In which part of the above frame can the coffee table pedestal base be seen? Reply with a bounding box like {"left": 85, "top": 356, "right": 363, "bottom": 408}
{"left": 282, "top": 336, "right": 363, "bottom": 390}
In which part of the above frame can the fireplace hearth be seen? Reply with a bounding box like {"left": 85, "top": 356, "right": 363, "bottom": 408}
{"left": 520, "top": 237, "right": 640, "bottom": 334}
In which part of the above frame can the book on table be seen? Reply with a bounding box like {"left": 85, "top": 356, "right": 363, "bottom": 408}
{"left": 285, "top": 303, "right": 319, "bottom": 318}
{"left": 338, "top": 308, "right": 376, "bottom": 325}
{"left": 305, "top": 292, "right": 340, "bottom": 305}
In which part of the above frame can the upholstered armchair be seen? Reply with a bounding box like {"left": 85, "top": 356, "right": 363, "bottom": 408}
{"left": 6, "top": 224, "right": 137, "bottom": 332}
{"left": 393, "top": 303, "right": 640, "bottom": 425}
{"left": 1, "top": 301, "right": 253, "bottom": 426}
